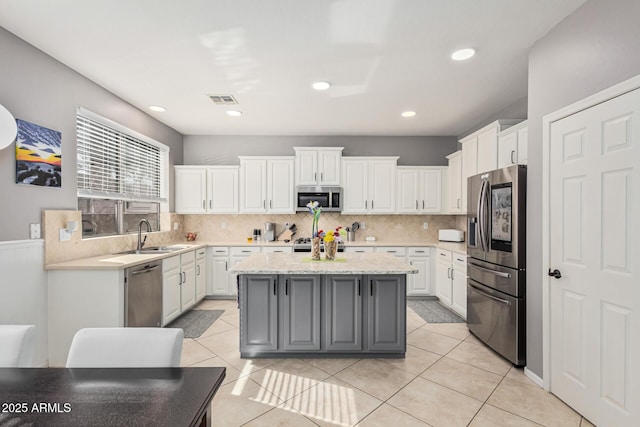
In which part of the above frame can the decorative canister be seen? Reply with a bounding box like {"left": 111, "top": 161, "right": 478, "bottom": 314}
{"left": 324, "top": 240, "right": 337, "bottom": 260}
{"left": 311, "top": 237, "right": 321, "bottom": 261}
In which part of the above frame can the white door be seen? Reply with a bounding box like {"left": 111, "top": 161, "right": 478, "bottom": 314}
{"left": 267, "top": 158, "right": 294, "bottom": 213}
{"left": 549, "top": 87, "right": 639, "bottom": 426}
{"left": 396, "top": 169, "right": 419, "bottom": 213}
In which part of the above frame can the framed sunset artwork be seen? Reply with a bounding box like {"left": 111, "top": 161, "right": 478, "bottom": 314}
{"left": 15, "top": 119, "right": 62, "bottom": 187}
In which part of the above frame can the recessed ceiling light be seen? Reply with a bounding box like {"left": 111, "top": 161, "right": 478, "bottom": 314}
{"left": 451, "top": 48, "right": 476, "bottom": 61}
{"left": 226, "top": 110, "right": 242, "bottom": 117}
{"left": 401, "top": 111, "right": 416, "bottom": 118}
{"left": 149, "top": 105, "right": 166, "bottom": 112}
{"left": 312, "top": 81, "right": 331, "bottom": 91}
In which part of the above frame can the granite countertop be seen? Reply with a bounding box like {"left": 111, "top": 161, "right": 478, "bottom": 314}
{"left": 45, "top": 243, "right": 207, "bottom": 270}
{"left": 45, "top": 240, "right": 466, "bottom": 271}
{"left": 228, "top": 252, "right": 419, "bottom": 275}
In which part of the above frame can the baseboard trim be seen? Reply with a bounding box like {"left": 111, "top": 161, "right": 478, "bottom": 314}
{"left": 524, "top": 367, "right": 544, "bottom": 388}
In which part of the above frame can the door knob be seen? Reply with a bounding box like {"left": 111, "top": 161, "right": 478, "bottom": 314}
{"left": 548, "top": 269, "right": 562, "bottom": 279}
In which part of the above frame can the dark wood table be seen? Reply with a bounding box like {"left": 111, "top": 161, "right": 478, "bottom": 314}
{"left": 0, "top": 367, "right": 225, "bottom": 426}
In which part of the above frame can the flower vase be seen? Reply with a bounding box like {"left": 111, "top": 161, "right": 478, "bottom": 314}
{"left": 324, "top": 240, "right": 337, "bottom": 260}
{"left": 311, "top": 237, "right": 321, "bottom": 261}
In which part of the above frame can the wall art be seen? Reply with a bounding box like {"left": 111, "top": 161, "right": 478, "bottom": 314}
{"left": 15, "top": 119, "right": 62, "bottom": 187}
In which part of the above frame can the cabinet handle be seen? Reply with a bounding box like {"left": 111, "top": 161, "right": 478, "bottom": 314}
{"left": 178, "top": 275, "right": 182, "bottom": 286}
{"left": 241, "top": 250, "right": 251, "bottom": 253}
{"left": 321, "top": 172, "right": 323, "bottom": 182}
{"left": 457, "top": 198, "right": 461, "bottom": 208}
{"left": 209, "top": 200, "right": 212, "bottom": 209}
{"left": 456, "top": 258, "right": 464, "bottom": 262}
{"left": 202, "top": 200, "right": 205, "bottom": 209}
{"left": 370, "top": 280, "right": 374, "bottom": 296}
{"left": 314, "top": 172, "right": 317, "bottom": 181}
{"left": 197, "top": 265, "right": 200, "bottom": 276}
{"left": 358, "top": 279, "right": 361, "bottom": 296}
{"left": 273, "top": 281, "right": 276, "bottom": 295}
{"left": 415, "top": 250, "right": 425, "bottom": 253}
{"left": 263, "top": 200, "right": 266, "bottom": 209}
{"left": 270, "top": 200, "right": 273, "bottom": 209}
{"left": 388, "top": 250, "right": 397, "bottom": 253}
{"left": 183, "top": 272, "right": 186, "bottom": 283}
{"left": 225, "top": 261, "right": 228, "bottom": 271}
{"left": 422, "top": 200, "right": 425, "bottom": 209}
{"left": 371, "top": 200, "right": 374, "bottom": 209}
{"left": 511, "top": 150, "right": 516, "bottom": 164}
{"left": 285, "top": 279, "right": 288, "bottom": 295}
{"left": 416, "top": 200, "right": 418, "bottom": 209}
{"left": 451, "top": 269, "right": 454, "bottom": 279}
{"left": 447, "top": 268, "right": 451, "bottom": 279}
{"left": 365, "top": 200, "right": 368, "bottom": 209}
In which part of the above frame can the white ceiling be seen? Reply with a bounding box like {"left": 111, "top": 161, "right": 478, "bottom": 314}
{"left": 0, "top": 0, "right": 585, "bottom": 136}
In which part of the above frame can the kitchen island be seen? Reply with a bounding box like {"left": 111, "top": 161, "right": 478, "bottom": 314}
{"left": 230, "top": 252, "right": 418, "bottom": 358}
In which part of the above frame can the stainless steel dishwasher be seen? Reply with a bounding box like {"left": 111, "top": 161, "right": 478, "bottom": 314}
{"left": 125, "top": 262, "right": 162, "bottom": 327}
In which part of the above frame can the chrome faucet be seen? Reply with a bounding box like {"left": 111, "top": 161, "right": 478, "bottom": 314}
{"left": 137, "top": 219, "right": 152, "bottom": 252}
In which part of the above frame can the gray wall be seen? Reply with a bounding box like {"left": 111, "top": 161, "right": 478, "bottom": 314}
{"left": 184, "top": 135, "right": 458, "bottom": 166}
{"left": 526, "top": 0, "right": 640, "bottom": 377}
{"left": 0, "top": 27, "right": 184, "bottom": 242}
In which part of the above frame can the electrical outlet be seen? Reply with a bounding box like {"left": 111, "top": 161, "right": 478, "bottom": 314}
{"left": 29, "top": 223, "right": 41, "bottom": 239}
{"left": 221, "top": 222, "right": 227, "bottom": 229}
{"left": 423, "top": 222, "right": 429, "bottom": 230}
{"left": 360, "top": 222, "right": 366, "bottom": 229}
{"left": 173, "top": 222, "right": 179, "bottom": 231}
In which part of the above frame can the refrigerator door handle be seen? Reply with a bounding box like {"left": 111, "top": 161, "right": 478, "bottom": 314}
{"left": 469, "top": 262, "right": 511, "bottom": 278}
{"left": 478, "top": 181, "right": 488, "bottom": 252}
{"left": 469, "top": 284, "right": 512, "bottom": 306}
{"left": 481, "top": 180, "right": 491, "bottom": 252}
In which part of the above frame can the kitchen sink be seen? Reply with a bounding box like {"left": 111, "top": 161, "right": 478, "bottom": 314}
{"left": 117, "top": 245, "right": 189, "bottom": 255}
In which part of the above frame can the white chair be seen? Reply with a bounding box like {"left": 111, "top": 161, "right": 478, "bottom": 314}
{"left": 65, "top": 328, "right": 184, "bottom": 368}
{"left": 0, "top": 325, "right": 36, "bottom": 367}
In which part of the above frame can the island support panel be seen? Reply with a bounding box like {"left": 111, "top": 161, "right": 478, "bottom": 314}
{"left": 239, "top": 273, "right": 406, "bottom": 358}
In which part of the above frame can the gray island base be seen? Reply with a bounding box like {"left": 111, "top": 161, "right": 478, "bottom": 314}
{"left": 230, "top": 253, "right": 418, "bottom": 359}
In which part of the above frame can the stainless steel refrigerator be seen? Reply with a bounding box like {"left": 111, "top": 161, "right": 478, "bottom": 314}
{"left": 466, "top": 165, "right": 526, "bottom": 366}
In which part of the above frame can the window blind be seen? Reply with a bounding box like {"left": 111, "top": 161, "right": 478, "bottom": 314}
{"left": 76, "top": 109, "right": 168, "bottom": 201}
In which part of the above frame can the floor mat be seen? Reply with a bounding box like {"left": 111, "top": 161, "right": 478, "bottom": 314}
{"left": 166, "top": 309, "right": 225, "bottom": 338}
{"left": 407, "top": 300, "right": 465, "bottom": 323}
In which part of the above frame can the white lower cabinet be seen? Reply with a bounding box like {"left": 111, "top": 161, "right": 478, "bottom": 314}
{"left": 345, "top": 246, "right": 375, "bottom": 254}
{"left": 435, "top": 248, "right": 467, "bottom": 318}
{"left": 407, "top": 247, "right": 432, "bottom": 296}
{"left": 195, "top": 248, "right": 207, "bottom": 302}
{"left": 208, "top": 247, "right": 231, "bottom": 296}
{"left": 451, "top": 254, "right": 467, "bottom": 317}
{"left": 162, "top": 250, "right": 197, "bottom": 325}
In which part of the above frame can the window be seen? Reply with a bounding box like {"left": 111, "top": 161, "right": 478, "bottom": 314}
{"left": 76, "top": 108, "right": 169, "bottom": 238}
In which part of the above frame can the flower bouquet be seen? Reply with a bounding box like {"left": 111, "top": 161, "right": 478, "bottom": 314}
{"left": 317, "top": 226, "right": 347, "bottom": 260}
{"left": 306, "top": 201, "right": 322, "bottom": 260}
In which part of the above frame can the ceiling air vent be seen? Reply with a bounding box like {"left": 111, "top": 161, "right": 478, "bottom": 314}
{"left": 208, "top": 95, "right": 238, "bottom": 105}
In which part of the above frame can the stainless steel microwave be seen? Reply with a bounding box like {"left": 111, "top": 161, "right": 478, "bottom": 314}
{"left": 295, "top": 186, "right": 342, "bottom": 212}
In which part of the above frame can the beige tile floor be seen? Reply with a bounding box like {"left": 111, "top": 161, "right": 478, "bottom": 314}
{"left": 185, "top": 300, "right": 595, "bottom": 427}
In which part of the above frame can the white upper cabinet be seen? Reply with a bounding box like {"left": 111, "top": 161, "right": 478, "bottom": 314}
{"left": 456, "top": 119, "right": 524, "bottom": 213}
{"left": 446, "top": 151, "right": 462, "bottom": 214}
{"left": 294, "top": 147, "right": 343, "bottom": 186}
{"left": 208, "top": 167, "right": 239, "bottom": 213}
{"left": 239, "top": 156, "right": 294, "bottom": 213}
{"left": 175, "top": 166, "right": 238, "bottom": 214}
{"left": 476, "top": 125, "right": 499, "bottom": 173}
{"left": 175, "top": 167, "right": 207, "bottom": 213}
{"left": 342, "top": 157, "right": 398, "bottom": 214}
{"left": 497, "top": 120, "right": 528, "bottom": 168}
{"left": 396, "top": 167, "right": 445, "bottom": 214}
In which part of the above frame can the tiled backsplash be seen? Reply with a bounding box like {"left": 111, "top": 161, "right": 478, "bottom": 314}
{"left": 182, "top": 212, "right": 464, "bottom": 243}
{"left": 43, "top": 210, "right": 184, "bottom": 265}
{"left": 43, "top": 209, "right": 467, "bottom": 264}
